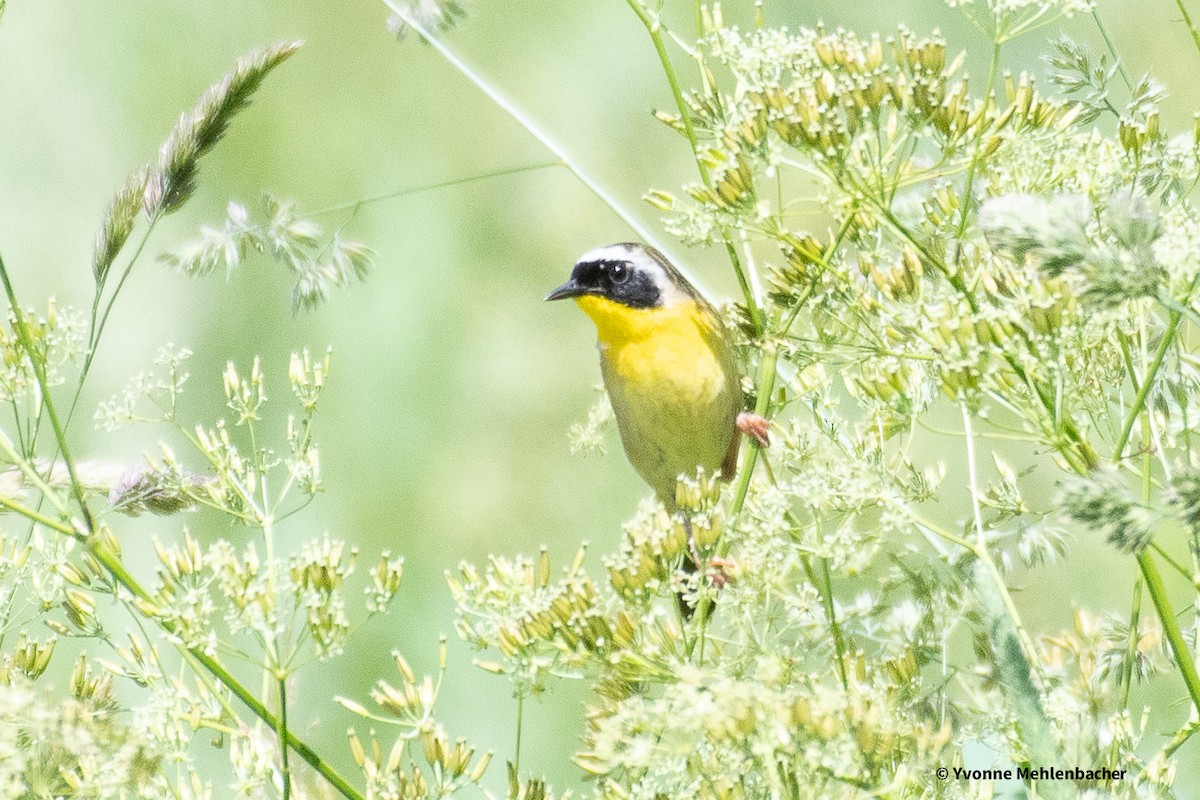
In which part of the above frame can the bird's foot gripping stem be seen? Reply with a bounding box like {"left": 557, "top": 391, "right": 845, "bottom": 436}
{"left": 683, "top": 518, "right": 738, "bottom": 589}
{"left": 706, "top": 557, "right": 738, "bottom": 589}
{"left": 736, "top": 412, "right": 771, "bottom": 448}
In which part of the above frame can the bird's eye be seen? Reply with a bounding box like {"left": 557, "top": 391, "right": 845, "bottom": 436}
{"left": 608, "top": 262, "right": 630, "bottom": 284}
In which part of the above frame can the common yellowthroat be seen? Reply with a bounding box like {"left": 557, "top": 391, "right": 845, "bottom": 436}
{"left": 546, "top": 243, "right": 767, "bottom": 523}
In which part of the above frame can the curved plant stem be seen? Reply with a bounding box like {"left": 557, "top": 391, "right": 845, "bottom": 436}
{"left": 0, "top": 490, "right": 79, "bottom": 539}
{"left": 962, "top": 403, "right": 1045, "bottom": 685}
{"left": 383, "top": 2, "right": 695, "bottom": 284}
{"left": 1119, "top": 578, "right": 1143, "bottom": 710}
{"left": 1151, "top": 541, "right": 1198, "bottom": 587}
{"left": 1137, "top": 549, "right": 1200, "bottom": 713}
{"left": 624, "top": 0, "right": 765, "bottom": 335}
{"left": 1173, "top": 0, "right": 1200, "bottom": 62}
{"left": 950, "top": 39, "right": 1003, "bottom": 272}
{"left": 1088, "top": 8, "right": 1132, "bottom": 89}
{"left": 688, "top": 217, "right": 856, "bottom": 658}
{"left": 803, "top": 555, "right": 849, "bottom": 690}
{"left": 84, "top": 221, "right": 158, "bottom": 391}
{"left": 1113, "top": 309, "right": 1183, "bottom": 460}
{"left": 514, "top": 691, "right": 525, "bottom": 778}
{"left": 308, "top": 161, "right": 562, "bottom": 218}
{"left": 0, "top": 258, "right": 96, "bottom": 533}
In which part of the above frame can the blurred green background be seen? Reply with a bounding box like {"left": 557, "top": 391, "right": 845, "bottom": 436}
{"left": 2, "top": 0, "right": 1199, "bottom": 795}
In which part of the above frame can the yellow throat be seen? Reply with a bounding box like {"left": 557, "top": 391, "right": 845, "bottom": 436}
{"left": 575, "top": 293, "right": 715, "bottom": 342}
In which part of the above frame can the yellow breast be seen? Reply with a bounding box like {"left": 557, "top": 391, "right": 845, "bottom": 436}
{"left": 574, "top": 295, "right": 741, "bottom": 508}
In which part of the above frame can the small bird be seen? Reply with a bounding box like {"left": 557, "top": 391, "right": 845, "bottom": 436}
{"left": 546, "top": 242, "right": 768, "bottom": 565}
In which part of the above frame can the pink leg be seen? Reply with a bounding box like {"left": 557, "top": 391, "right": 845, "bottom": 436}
{"left": 708, "top": 557, "right": 738, "bottom": 589}
{"left": 736, "top": 412, "right": 771, "bottom": 448}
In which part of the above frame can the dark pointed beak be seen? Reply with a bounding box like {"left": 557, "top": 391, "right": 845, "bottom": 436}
{"left": 545, "top": 279, "right": 588, "bottom": 302}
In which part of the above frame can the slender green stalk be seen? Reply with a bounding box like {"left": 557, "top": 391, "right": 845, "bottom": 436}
{"left": 623, "top": 0, "right": 704, "bottom": 182}
{"left": 624, "top": 0, "right": 765, "bottom": 335}
{"left": 5, "top": 470, "right": 364, "bottom": 797}
{"left": 1119, "top": 578, "right": 1143, "bottom": 710}
{"left": 307, "top": 161, "right": 561, "bottom": 218}
{"left": 1095, "top": 303, "right": 1200, "bottom": 720}
{"left": 725, "top": 343, "right": 778, "bottom": 547}
{"left": 1113, "top": 309, "right": 1184, "bottom": 460}
{"left": 804, "top": 555, "right": 848, "bottom": 690}
{"left": 0, "top": 492, "right": 79, "bottom": 539}
{"left": 278, "top": 673, "right": 292, "bottom": 800}
{"left": 85, "top": 221, "right": 158, "bottom": 385}
{"left": 689, "top": 214, "right": 857, "bottom": 650}
{"left": 1173, "top": 0, "right": 1200, "bottom": 62}
{"left": 1151, "top": 541, "right": 1198, "bottom": 587}
{"left": 950, "top": 39, "right": 1003, "bottom": 271}
{"left": 859, "top": 185, "right": 1100, "bottom": 472}
{"left": 1088, "top": 8, "right": 1132, "bottom": 89}
{"left": 1136, "top": 550, "right": 1200, "bottom": 713}
{"left": 514, "top": 691, "right": 525, "bottom": 777}
{"left": 962, "top": 403, "right": 1045, "bottom": 684}
{"left": 0, "top": 256, "right": 96, "bottom": 533}
{"left": 0, "top": 431, "right": 73, "bottom": 520}
{"left": 1118, "top": 370, "right": 1155, "bottom": 713}
{"left": 382, "top": 3, "right": 702, "bottom": 291}
{"left": 95, "top": 539, "right": 364, "bottom": 799}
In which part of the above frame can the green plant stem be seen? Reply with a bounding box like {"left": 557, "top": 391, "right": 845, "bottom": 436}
{"left": 1136, "top": 549, "right": 1200, "bottom": 713}
{"left": 0, "top": 258, "right": 96, "bottom": 533}
{"left": 876, "top": 197, "right": 1099, "bottom": 472}
{"left": 1118, "top": 375, "right": 1155, "bottom": 713}
{"left": 0, "top": 492, "right": 79, "bottom": 539}
{"left": 87, "top": 222, "right": 157, "bottom": 382}
{"left": 962, "top": 403, "right": 1044, "bottom": 684}
{"left": 278, "top": 673, "right": 292, "bottom": 800}
{"left": 688, "top": 216, "right": 856, "bottom": 654}
{"left": 0, "top": 251, "right": 365, "bottom": 800}
{"left": 687, "top": 342, "right": 777, "bottom": 661}
{"left": 803, "top": 555, "right": 848, "bottom": 690}
{"left": 1173, "top": 0, "right": 1200, "bottom": 62}
{"left": 1114, "top": 309, "right": 1184, "bottom": 460}
{"left": 1088, "top": 8, "right": 1132, "bottom": 89}
{"left": 308, "top": 161, "right": 562, "bottom": 218}
{"left": 624, "top": 0, "right": 765, "bottom": 335}
{"left": 950, "top": 39, "right": 1003, "bottom": 272}
{"left": 1120, "top": 577, "right": 1143, "bottom": 710}
{"left": 514, "top": 691, "right": 525, "bottom": 777}
{"left": 624, "top": 0, "right": 702, "bottom": 181}
{"left": 1101, "top": 304, "right": 1200, "bottom": 719}
{"left": 383, "top": 3, "right": 697, "bottom": 288}
{"left": 98, "top": 538, "right": 364, "bottom": 799}
{"left": 1151, "top": 541, "right": 1198, "bottom": 587}
{"left": 0, "top": 432, "right": 73, "bottom": 520}
{"left": 831, "top": 85, "right": 1196, "bottom": 712}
